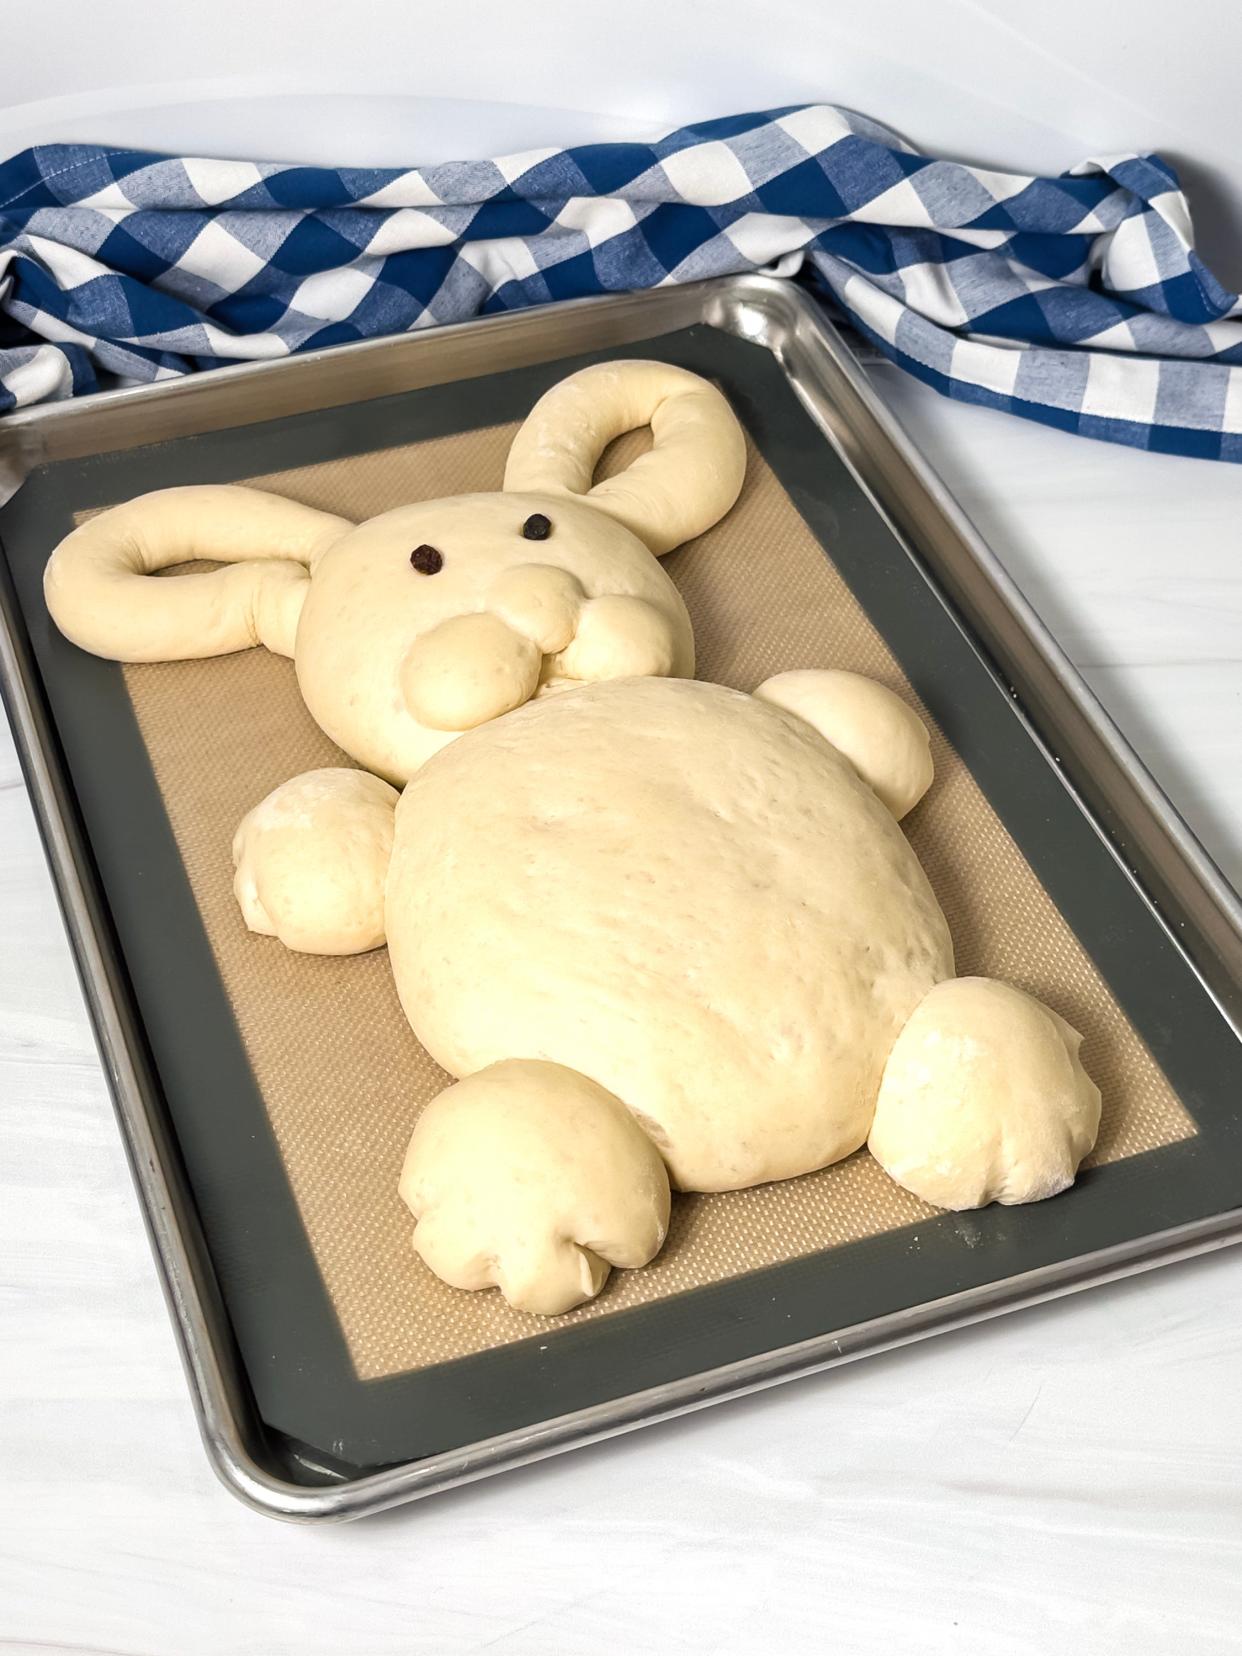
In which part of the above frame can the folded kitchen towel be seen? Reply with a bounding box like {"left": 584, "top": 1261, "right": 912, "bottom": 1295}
{"left": 1, "top": 104, "right": 1239, "bottom": 458}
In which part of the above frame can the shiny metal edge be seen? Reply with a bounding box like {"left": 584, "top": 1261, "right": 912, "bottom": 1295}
{"left": 0, "top": 597, "right": 273, "bottom": 1504}
{"left": 3, "top": 275, "right": 1240, "bottom": 1524}
{"left": 222, "top": 1209, "right": 1242, "bottom": 1522}
{"left": 0, "top": 283, "right": 719, "bottom": 483}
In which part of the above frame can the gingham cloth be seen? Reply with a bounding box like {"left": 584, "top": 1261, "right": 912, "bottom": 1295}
{"left": 1, "top": 104, "right": 1239, "bottom": 458}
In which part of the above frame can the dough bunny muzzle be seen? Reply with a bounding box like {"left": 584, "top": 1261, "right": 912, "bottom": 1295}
{"left": 44, "top": 358, "right": 1102, "bottom": 1316}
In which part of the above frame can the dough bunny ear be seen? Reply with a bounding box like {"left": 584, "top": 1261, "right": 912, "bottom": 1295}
{"left": 44, "top": 484, "right": 352, "bottom": 662}
{"left": 502, "top": 361, "right": 746, "bottom": 556}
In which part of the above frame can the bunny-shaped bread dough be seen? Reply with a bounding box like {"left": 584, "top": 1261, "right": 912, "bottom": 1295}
{"left": 45, "top": 360, "right": 1100, "bottom": 1316}
{"left": 47, "top": 361, "right": 733, "bottom": 783}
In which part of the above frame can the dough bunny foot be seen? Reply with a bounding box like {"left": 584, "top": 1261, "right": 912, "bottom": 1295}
{"left": 232, "top": 768, "right": 399, "bottom": 955}
{"left": 868, "top": 977, "right": 1102, "bottom": 1209}
{"left": 399, "top": 1060, "right": 671, "bottom": 1314}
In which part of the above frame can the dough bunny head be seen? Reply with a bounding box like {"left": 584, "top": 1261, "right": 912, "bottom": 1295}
{"left": 44, "top": 360, "right": 746, "bottom": 781}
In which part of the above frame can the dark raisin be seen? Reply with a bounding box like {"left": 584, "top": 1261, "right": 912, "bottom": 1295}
{"left": 521, "top": 513, "right": 552, "bottom": 541}
{"left": 410, "top": 544, "right": 444, "bottom": 574}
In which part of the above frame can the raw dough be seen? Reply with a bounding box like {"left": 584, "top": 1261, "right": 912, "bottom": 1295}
{"left": 399, "top": 610, "right": 543, "bottom": 732}
{"left": 399, "top": 1059, "right": 671, "bottom": 1314}
{"left": 44, "top": 357, "right": 744, "bottom": 787}
{"left": 294, "top": 491, "right": 696, "bottom": 783}
{"left": 503, "top": 360, "right": 748, "bottom": 555}
{"left": 387, "top": 677, "right": 956, "bottom": 1193}
{"left": 43, "top": 356, "right": 1104, "bottom": 1318}
{"left": 755, "top": 669, "right": 934, "bottom": 820}
{"left": 232, "top": 768, "right": 398, "bottom": 954}
{"left": 44, "top": 484, "right": 348, "bottom": 661}
{"left": 868, "top": 977, "right": 1102, "bottom": 1208}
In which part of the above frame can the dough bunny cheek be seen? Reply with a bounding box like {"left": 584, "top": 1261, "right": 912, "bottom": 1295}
{"left": 42, "top": 357, "right": 1104, "bottom": 1320}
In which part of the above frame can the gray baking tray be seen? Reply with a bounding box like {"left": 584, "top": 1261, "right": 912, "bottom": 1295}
{"left": 2, "top": 276, "right": 1240, "bottom": 1522}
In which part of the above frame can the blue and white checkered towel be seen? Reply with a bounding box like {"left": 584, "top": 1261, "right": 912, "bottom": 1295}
{"left": 1, "top": 104, "right": 1239, "bottom": 459}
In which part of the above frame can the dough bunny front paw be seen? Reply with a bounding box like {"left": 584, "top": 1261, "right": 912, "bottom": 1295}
{"left": 232, "top": 767, "right": 399, "bottom": 955}
{"left": 755, "top": 669, "right": 933, "bottom": 820}
{"left": 399, "top": 1060, "right": 671, "bottom": 1314}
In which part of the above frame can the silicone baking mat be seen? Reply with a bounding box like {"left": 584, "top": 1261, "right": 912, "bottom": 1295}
{"left": 114, "top": 421, "right": 1191, "bottom": 1381}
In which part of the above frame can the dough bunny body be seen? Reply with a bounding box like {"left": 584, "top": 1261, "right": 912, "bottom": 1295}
{"left": 388, "top": 677, "right": 953, "bottom": 1193}
{"left": 45, "top": 359, "right": 1101, "bottom": 1316}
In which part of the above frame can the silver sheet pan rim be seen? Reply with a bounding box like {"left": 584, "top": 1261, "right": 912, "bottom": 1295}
{"left": 3, "top": 275, "right": 1240, "bottom": 1523}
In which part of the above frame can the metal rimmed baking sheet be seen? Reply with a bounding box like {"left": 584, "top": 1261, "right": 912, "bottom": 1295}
{"left": 2, "top": 277, "right": 1239, "bottom": 1521}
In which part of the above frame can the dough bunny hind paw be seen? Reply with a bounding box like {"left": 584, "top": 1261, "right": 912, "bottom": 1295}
{"left": 399, "top": 1060, "right": 672, "bottom": 1315}
{"left": 868, "top": 977, "right": 1102, "bottom": 1210}
{"left": 232, "top": 768, "right": 399, "bottom": 955}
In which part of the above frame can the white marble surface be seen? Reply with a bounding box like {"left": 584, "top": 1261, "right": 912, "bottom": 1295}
{"left": 2, "top": 367, "right": 1241, "bottom": 1655}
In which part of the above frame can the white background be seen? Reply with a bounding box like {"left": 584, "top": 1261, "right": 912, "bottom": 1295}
{"left": 2, "top": 6, "right": 1241, "bottom": 1652}
{"left": 1, "top": 0, "right": 1240, "bottom": 280}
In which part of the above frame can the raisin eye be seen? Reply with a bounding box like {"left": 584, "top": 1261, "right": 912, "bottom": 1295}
{"left": 521, "top": 513, "right": 552, "bottom": 541}
{"left": 410, "top": 544, "right": 444, "bottom": 575}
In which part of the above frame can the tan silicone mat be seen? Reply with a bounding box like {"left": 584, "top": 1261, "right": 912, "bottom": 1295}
{"left": 111, "top": 421, "right": 1194, "bottom": 1382}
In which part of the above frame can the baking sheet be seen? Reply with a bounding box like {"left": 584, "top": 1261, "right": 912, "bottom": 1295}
{"left": 4, "top": 288, "right": 1239, "bottom": 1507}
